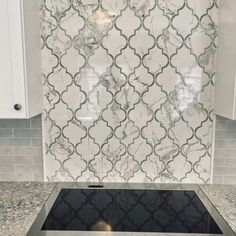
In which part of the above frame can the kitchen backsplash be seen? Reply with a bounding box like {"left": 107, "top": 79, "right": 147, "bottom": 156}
{"left": 213, "top": 116, "right": 236, "bottom": 184}
{"left": 2, "top": 1, "right": 234, "bottom": 184}
{"left": 41, "top": 0, "right": 218, "bottom": 183}
{"left": 0, "top": 115, "right": 43, "bottom": 181}
{"left": 1, "top": 114, "right": 236, "bottom": 183}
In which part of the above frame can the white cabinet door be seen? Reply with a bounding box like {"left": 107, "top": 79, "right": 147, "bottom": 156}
{"left": 0, "top": 0, "right": 42, "bottom": 119}
{"left": 0, "top": 0, "right": 26, "bottom": 118}
{"left": 215, "top": 0, "right": 236, "bottom": 120}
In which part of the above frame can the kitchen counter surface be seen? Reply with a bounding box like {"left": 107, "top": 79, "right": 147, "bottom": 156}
{"left": 0, "top": 182, "right": 235, "bottom": 236}
{"left": 200, "top": 184, "right": 236, "bottom": 234}
{"left": 0, "top": 182, "right": 56, "bottom": 236}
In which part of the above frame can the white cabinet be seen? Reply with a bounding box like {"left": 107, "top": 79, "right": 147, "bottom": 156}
{"left": 215, "top": 0, "right": 236, "bottom": 120}
{"left": 0, "top": 0, "right": 42, "bottom": 119}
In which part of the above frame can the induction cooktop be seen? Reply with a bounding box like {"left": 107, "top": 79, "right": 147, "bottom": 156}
{"left": 27, "top": 183, "right": 236, "bottom": 236}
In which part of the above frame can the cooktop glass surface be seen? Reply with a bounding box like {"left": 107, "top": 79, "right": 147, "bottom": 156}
{"left": 41, "top": 189, "right": 222, "bottom": 234}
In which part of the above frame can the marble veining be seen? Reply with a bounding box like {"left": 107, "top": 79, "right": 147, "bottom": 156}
{"left": 41, "top": 0, "right": 219, "bottom": 183}
{"left": 0, "top": 182, "right": 56, "bottom": 236}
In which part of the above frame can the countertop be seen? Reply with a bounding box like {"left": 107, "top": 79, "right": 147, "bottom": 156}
{"left": 0, "top": 182, "right": 235, "bottom": 236}
{"left": 0, "top": 182, "right": 56, "bottom": 236}
{"left": 200, "top": 184, "right": 236, "bottom": 234}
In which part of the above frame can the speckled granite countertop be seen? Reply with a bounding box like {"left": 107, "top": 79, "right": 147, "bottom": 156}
{"left": 0, "top": 183, "right": 235, "bottom": 236}
{"left": 200, "top": 184, "right": 236, "bottom": 234}
{"left": 0, "top": 182, "right": 56, "bottom": 236}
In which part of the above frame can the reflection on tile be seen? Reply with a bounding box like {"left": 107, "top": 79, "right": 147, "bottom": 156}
{"left": 41, "top": 0, "right": 219, "bottom": 183}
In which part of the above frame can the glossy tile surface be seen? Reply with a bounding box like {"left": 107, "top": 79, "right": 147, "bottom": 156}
{"left": 41, "top": 0, "right": 219, "bottom": 183}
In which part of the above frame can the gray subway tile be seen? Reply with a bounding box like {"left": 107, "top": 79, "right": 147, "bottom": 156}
{"left": 14, "top": 146, "right": 42, "bottom": 156}
{"left": 225, "top": 140, "right": 236, "bottom": 149}
{"left": 0, "top": 138, "right": 16, "bottom": 146}
{"left": 0, "top": 117, "right": 43, "bottom": 181}
{"left": 213, "top": 158, "right": 225, "bottom": 167}
{"left": 227, "top": 120, "right": 236, "bottom": 131}
{"left": 229, "top": 131, "right": 236, "bottom": 139}
{"left": 215, "top": 120, "right": 227, "bottom": 130}
{"left": 1, "top": 172, "right": 34, "bottom": 181}
{"left": 214, "top": 167, "right": 236, "bottom": 176}
{"left": 0, "top": 164, "right": 14, "bottom": 173}
{"left": 215, "top": 140, "right": 225, "bottom": 148}
{"left": 212, "top": 176, "right": 224, "bottom": 184}
{"left": 225, "top": 149, "right": 236, "bottom": 158}
{"left": 30, "top": 119, "right": 42, "bottom": 128}
{"left": 13, "top": 128, "right": 42, "bottom": 137}
{"left": 0, "top": 137, "right": 31, "bottom": 146}
{"left": 33, "top": 156, "right": 43, "bottom": 165}
{"left": 215, "top": 131, "right": 229, "bottom": 139}
{"left": 0, "top": 156, "right": 14, "bottom": 165}
{"left": 224, "top": 176, "right": 236, "bottom": 185}
{"left": 15, "top": 164, "right": 43, "bottom": 174}
{"left": 16, "top": 172, "right": 34, "bottom": 181}
{"left": 0, "top": 147, "right": 14, "bottom": 156}
{"left": 14, "top": 156, "right": 33, "bottom": 164}
{"left": 0, "top": 119, "right": 30, "bottom": 128}
{"left": 33, "top": 172, "right": 43, "bottom": 181}
{"left": 214, "top": 148, "right": 236, "bottom": 158}
{"left": 0, "top": 173, "right": 17, "bottom": 181}
{"left": 225, "top": 158, "right": 236, "bottom": 167}
{"left": 12, "top": 138, "right": 31, "bottom": 146}
{"left": 31, "top": 138, "right": 42, "bottom": 146}
{"left": 0, "top": 129, "right": 12, "bottom": 137}
{"left": 214, "top": 148, "right": 227, "bottom": 157}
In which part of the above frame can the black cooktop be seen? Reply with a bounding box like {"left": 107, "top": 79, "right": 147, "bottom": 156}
{"left": 41, "top": 188, "right": 222, "bottom": 234}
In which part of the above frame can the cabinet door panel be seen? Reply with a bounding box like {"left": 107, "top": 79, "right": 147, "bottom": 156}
{"left": 0, "top": 0, "right": 14, "bottom": 114}
{"left": 0, "top": 0, "right": 26, "bottom": 118}
{"left": 215, "top": 0, "right": 236, "bottom": 119}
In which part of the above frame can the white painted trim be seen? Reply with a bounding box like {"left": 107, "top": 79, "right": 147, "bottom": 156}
{"left": 233, "top": 73, "right": 236, "bottom": 119}
{"left": 41, "top": 113, "right": 46, "bottom": 182}
{"left": 19, "top": 0, "right": 29, "bottom": 117}
{"left": 210, "top": 114, "right": 216, "bottom": 184}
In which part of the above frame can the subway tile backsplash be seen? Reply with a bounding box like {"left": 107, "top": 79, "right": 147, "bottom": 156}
{"left": 213, "top": 115, "right": 236, "bottom": 184}
{"left": 0, "top": 129, "right": 12, "bottom": 137}
{"left": 0, "top": 1, "right": 235, "bottom": 185}
{"left": 0, "top": 115, "right": 43, "bottom": 181}
{"left": 0, "top": 114, "right": 236, "bottom": 184}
